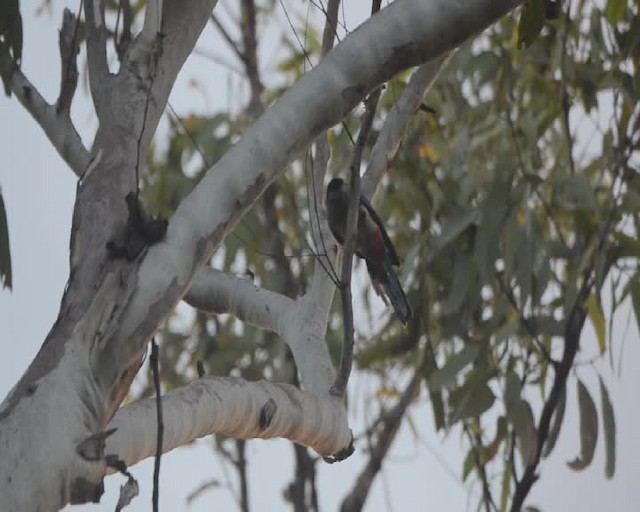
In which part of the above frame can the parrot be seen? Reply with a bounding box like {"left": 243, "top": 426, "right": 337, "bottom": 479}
{"left": 325, "top": 177, "right": 412, "bottom": 325}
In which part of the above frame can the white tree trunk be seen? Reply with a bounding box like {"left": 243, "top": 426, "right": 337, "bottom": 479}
{"left": 0, "top": 0, "right": 521, "bottom": 509}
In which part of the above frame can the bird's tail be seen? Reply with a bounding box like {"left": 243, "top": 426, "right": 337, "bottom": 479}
{"left": 376, "top": 259, "right": 412, "bottom": 325}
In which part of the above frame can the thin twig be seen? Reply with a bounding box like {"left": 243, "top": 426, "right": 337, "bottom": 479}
{"left": 331, "top": 88, "right": 382, "bottom": 397}
{"left": 331, "top": 2, "right": 387, "bottom": 390}
{"left": 496, "top": 273, "right": 556, "bottom": 365}
{"left": 463, "top": 423, "right": 498, "bottom": 512}
{"left": 308, "top": 0, "right": 342, "bottom": 287}
{"left": 150, "top": 338, "right": 164, "bottom": 512}
{"left": 210, "top": 14, "right": 245, "bottom": 63}
{"left": 235, "top": 440, "right": 249, "bottom": 512}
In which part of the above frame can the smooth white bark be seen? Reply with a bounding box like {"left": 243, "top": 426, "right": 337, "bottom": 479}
{"left": 0, "top": 1, "right": 523, "bottom": 510}
{"left": 184, "top": 268, "right": 295, "bottom": 333}
{"left": 9, "top": 67, "right": 89, "bottom": 176}
{"left": 107, "top": 377, "right": 350, "bottom": 465}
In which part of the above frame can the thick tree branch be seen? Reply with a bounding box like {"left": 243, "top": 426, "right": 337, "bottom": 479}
{"left": 116, "top": 0, "right": 521, "bottom": 398}
{"left": 83, "top": 0, "right": 111, "bottom": 115}
{"left": 115, "top": 0, "right": 133, "bottom": 60}
{"left": 184, "top": 267, "right": 295, "bottom": 334}
{"left": 0, "top": 2, "right": 524, "bottom": 508}
{"left": 10, "top": 67, "right": 89, "bottom": 177}
{"left": 57, "top": 9, "right": 81, "bottom": 115}
{"left": 106, "top": 377, "right": 351, "bottom": 463}
{"left": 240, "top": 0, "right": 263, "bottom": 116}
{"left": 141, "top": 0, "right": 164, "bottom": 44}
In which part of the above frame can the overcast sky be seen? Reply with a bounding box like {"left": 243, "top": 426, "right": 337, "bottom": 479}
{"left": 0, "top": 2, "right": 638, "bottom": 511}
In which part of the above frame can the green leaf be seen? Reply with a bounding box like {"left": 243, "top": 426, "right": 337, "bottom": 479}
{"left": 0, "top": 0, "right": 22, "bottom": 96}
{"left": 599, "top": 376, "right": 616, "bottom": 478}
{"left": 585, "top": 294, "right": 606, "bottom": 355}
{"left": 462, "top": 449, "right": 475, "bottom": 482}
{"left": 443, "top": 252, "right": 470, "bottom": 313}
{"left": 513, "top": 399, "right": 536, "bottom": 465}
{"left": 518, "top": 0, "right": 546, "bottom": 49}
{"left": 474, "top": 181, "right": 509, "bottom": 279}
{"left": 500, "top": 462, "right": 512, "bottom": 512}
{"left": 567, "top": 380, "right": 598, "bottom": 470}
{"left": 423, "top": 348, "right": 446, "bottom": 431}
{"left": 448, "top": 369, "right": 495, "bottom": 424}
{"left": 613, "top": 232, "right": 640, "bottom": 258}
{"left": 504, "top": 370, "right": 522, "bottom": 414}
{"left": 505, "top": 371, "right": 536, "bottom": 464}
{"left": 484, "top": 416, "right": 507, "bottom": 463}
{"left": 543, "top": 385, "right": 566, "bottom": 458}
{"left": 629, "top": 279, "right": 640, "bottom": 337}
{"left": 428, "top": 344, "right": 480, "bottom": 391}
{"left": 430, "top": 388, "right": 446, "bottom": 432}
{"left": 605, "top": 0, "right": 626, "bottom": 25}
{"left": 0, "top": 189, "right": 11, "bottom": 290}
{"left": 431, "top": 209, "right": 478, "bottom": 255}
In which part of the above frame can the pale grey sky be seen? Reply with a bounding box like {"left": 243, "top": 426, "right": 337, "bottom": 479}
{"left": 0, "top": 2, "right": 638, "bottom": 511}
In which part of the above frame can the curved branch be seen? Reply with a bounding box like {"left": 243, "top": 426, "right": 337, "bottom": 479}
{"left": 106, "top": 376, "right": 350, "bottom": 463}
{"left": 184, "top": 267, "right": 295, "bottom": 335}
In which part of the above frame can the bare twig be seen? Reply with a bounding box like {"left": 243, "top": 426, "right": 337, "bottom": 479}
{"left": 150, "top": 338, "right": 164, "bottom": 512}
{"left": 496, "top": 273, "right": 556, "bottom": 365}
{"left": 329, "top": 0, "right": 387, "bottom": 396}
{"left": 210, "top": 14, "right": 244, "bottom": 63}
{"left": 240, "top": 0, "right": 263, "bottom": 116}
{"left": 235, "top": 440, "right": 249, "bottom": 512}
{"left": 331, "top": 88, "right": 382, "bottom": 397}
{"left": 511, "top": 210, "right": 619, "bottom": 509}
{"left": 308, "top": 0, "right": 342, "bottom": 288}
{"left": 464, "top": 423, "right": 498, "bottom": 512}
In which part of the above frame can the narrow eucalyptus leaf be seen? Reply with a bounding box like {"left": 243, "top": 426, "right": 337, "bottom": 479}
{"left": 543, "top": 385, "right": 566, "bottom": 458}
{"left": 428, "top": 344, "right": 481, "bottom": 391}
{"left": 567, "top": 380, "right": 598, "bottom": 471}
{"left": 599, "top": 376, "right": 616, "bottom": 478}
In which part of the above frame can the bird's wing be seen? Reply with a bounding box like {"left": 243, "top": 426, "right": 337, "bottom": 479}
{"left": 359, "top": 194, "right": 400, "bottom": 266}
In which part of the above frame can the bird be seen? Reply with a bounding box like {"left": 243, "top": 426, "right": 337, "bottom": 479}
{"left": 325, "top": 177, "right": 412, "bottom": 325}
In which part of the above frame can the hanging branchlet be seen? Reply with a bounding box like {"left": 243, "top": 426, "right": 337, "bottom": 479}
{"left": 331, "top": 86, "right": 384, "bottom": 398}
